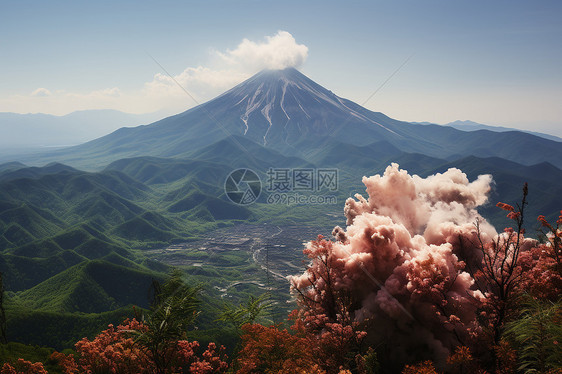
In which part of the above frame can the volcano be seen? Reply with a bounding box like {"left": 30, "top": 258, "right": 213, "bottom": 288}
{"left": 202, "top": 68, "right": 402, "bottom": 147}
{"left": 22, "top": 67, "right": 562, "bottom": 169}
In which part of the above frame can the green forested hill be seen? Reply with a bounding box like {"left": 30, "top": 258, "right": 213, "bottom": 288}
{"left": 15, "top": 259, "right": 161, "bottom": 313}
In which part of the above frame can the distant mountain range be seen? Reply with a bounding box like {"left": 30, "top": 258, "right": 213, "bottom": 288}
{"left": 415, "top": 120, "right": 562, "bottom": 143}
{"left": 0, "top": 109, "right": 165, "bottom": 151}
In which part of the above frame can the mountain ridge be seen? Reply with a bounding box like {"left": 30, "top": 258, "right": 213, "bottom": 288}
{"left": 9, "top": 67, "right": 562, "bottom": 170}
{"left": 0, "top": 110, "right": 165, "bottom": 151}
{"left": 444, "top": 120, "right": 562, "bottom": 142}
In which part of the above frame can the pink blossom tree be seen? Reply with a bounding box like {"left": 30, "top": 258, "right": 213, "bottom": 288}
{"left": 290, "top": 164, "right": 496, "bottom": 368}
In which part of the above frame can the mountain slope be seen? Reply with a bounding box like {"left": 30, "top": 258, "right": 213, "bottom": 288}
{"left": 0, "top": 161, "right": 27, "bottom": 173}
{"left": 15, "top": 260, "right": 161, "bottom": 313}
{"left": 0, "top": 110, "right": 163, "bottom": 149}
{"left": 0, "top": 164, "right": 198, "bottom": 255}
{"left": 444, "top": 120, "right": 562, "bottom": 142}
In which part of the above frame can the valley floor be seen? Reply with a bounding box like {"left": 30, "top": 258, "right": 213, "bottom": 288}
{"left": 144, "top": 223, "right": 330, "bottom": 301}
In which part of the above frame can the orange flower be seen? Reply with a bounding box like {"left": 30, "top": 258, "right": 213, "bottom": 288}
{"left": 496, "top": 202, "right": 514, "bottom": 212}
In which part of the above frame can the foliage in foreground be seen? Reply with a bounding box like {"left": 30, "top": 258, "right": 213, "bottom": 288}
{"left": 2, "top": 166, "right": 562, "bottom": 373}
{"left": 50, "top": 318, "right": 227, "bottom": 374}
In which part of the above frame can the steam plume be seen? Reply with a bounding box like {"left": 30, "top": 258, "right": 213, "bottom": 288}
{"left": 291, "top": 163, "right": 499, "bottom": 366}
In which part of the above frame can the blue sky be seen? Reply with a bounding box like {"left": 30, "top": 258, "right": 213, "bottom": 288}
{"left": 1, "top": 0, "right": 561, "bottom": 135}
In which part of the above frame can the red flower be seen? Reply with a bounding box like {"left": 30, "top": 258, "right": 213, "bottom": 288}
{"left": 507, "top": 211, "right": 521, "bottom": 220}
{"left": 496, "top": 202, "right": 514, "bottom": 212}
{"left": 401, "top": 360, "right": 438, "bottom": 374}
{"left": 1, "top": 359, "right": 47, "bottom": 374}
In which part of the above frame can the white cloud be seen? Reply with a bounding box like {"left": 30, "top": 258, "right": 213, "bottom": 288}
{"left": 142, "top": 67, "right": 248, "bottom": 104}
{"left": 30, "top": 87, "right": 52, "bottom": 97}
{"left": 65, "top": 87, "right": 122, "bottom": 99}
{"left": 95, "top": 87, "right": 121, "bottom": 97}
{"left": 216, "top": 30, "right": 309, "bottom": 70}
{"left": 140, "top": 31, "right": 308, "bottom": 107}
{"left": 1, "top": 31, "right": 308, "bottom": 116}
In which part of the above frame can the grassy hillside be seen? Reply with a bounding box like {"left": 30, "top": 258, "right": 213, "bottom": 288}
{"left": 15, "top": 260, "right": 162, "bottom": 313}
